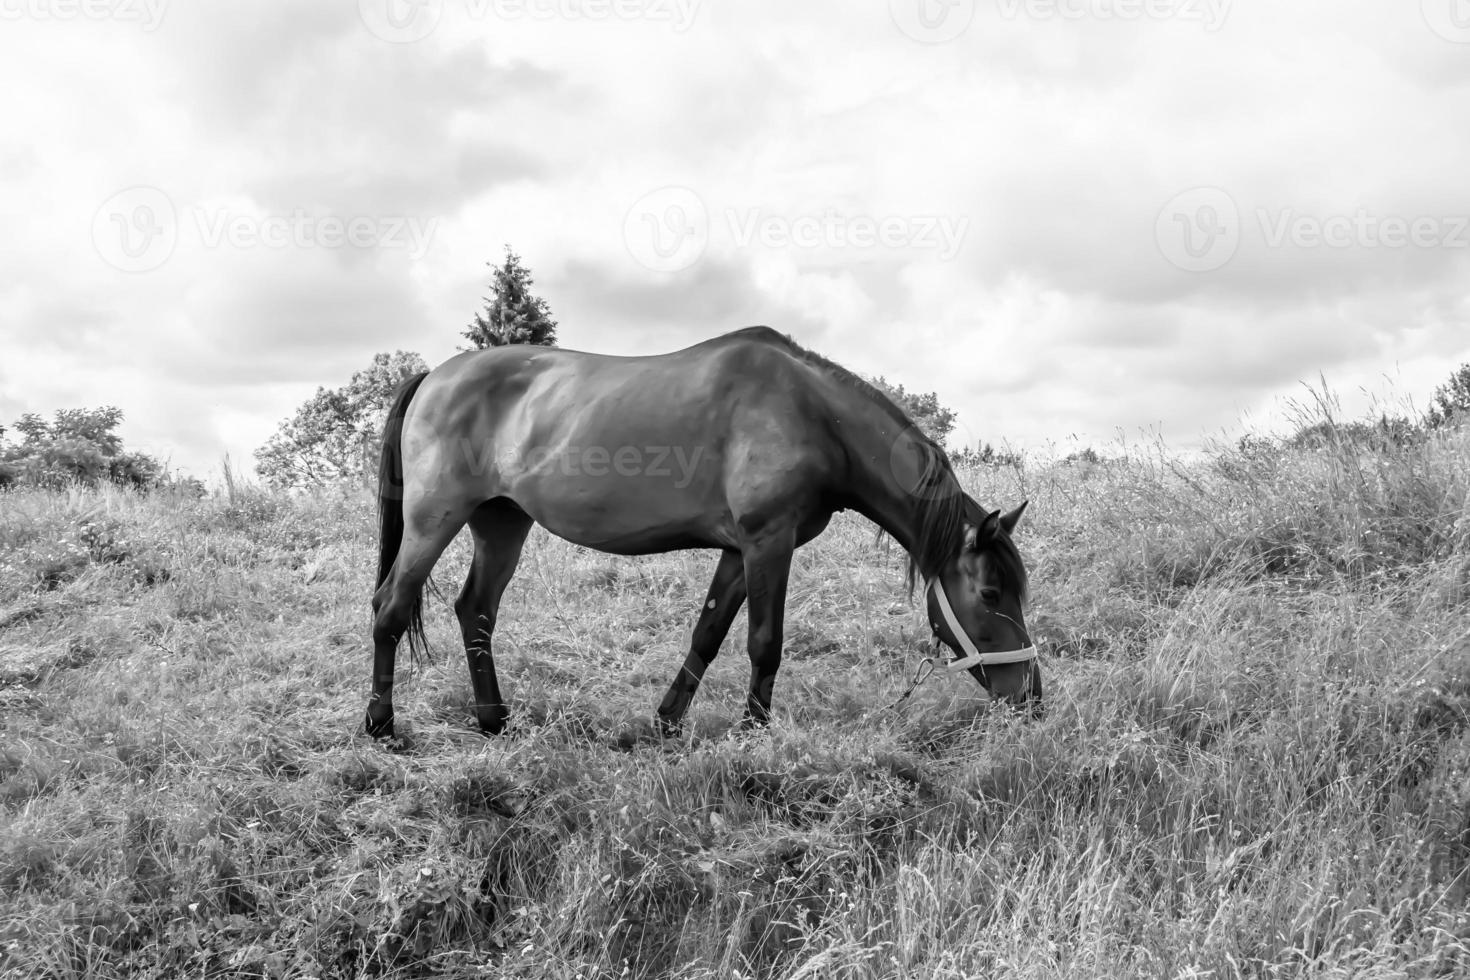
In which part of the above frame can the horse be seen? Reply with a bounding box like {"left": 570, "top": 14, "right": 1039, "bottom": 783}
{"left": 365, "top": 326, "right": 1038, "bottom": 741}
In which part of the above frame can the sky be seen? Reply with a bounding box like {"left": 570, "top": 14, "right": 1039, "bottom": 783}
{"left": 2, "top": 0, "right": 1469, "bottom": 478}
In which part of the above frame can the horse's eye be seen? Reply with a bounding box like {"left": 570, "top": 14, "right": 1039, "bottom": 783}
{"left": 980, "top": 587, "right": 1000, "bottom": 605}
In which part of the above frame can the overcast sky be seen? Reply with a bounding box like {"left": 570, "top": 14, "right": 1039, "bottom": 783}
{"left": 2, "top": 0, "right": 1469, "bottom": 477}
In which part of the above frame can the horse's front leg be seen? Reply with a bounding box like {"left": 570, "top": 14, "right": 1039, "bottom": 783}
{"left": 740, "top": 529, "right": 796, "bottom": 727}
{"left": 656, "top": 548, "right": 747, "bottom": 736}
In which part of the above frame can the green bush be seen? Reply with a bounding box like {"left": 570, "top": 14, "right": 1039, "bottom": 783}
{"left": 0, "top": 408, "right": 165, "bottom": 492}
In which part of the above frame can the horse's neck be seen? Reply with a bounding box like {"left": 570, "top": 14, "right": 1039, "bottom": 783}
{"left": 830, "top": 389, "right": 938, "bottom": 556}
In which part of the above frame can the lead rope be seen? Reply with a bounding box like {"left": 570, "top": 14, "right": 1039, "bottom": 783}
{"left": 877, "top": 635, "right": 944, "bottom": 714}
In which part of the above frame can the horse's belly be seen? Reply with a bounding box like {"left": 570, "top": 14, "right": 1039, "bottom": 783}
{"left": 510, "top": 476, "right": 736, "bottom": 555}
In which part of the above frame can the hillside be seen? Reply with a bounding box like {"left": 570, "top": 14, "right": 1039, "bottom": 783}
{"left": 1, "top": 424, "right": 1468, "bottom": 979}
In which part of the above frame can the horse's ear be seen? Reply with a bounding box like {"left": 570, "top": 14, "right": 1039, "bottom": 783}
{"left": 999, "top": 500, "right": 1028, "bottom": 535}
{"left": 967, "top": 509, "right": 1001, "bottom": 550}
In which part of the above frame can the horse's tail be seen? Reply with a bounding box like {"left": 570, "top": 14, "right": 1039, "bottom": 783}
{"left": 376, "top": 370, "right": 430, "bottom": 657}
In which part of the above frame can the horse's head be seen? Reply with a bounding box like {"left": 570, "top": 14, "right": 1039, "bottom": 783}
{"left": 926, "top": 501, "right": 1041, "bottom": 715}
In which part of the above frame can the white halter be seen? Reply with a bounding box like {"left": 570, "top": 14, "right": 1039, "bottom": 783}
{"left": 926, "top": 578, "right": 1038, "bottom": 675}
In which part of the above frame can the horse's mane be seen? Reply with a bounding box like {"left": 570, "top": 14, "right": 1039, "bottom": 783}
{"left": 902, "top": 449, "right": 1028, "bottom": 602}
{"left": 729, "top": 326, "right": 1028, "bottom": 601}
{"left": 732, "top": 326, "right": 917, "bottom": 433}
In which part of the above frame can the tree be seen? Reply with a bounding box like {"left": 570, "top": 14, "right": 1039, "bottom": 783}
{"left": 463, "top": 247, "right": 558, "bottom": 349}
{"left": 1061, "top": 447, "right": 1104, "bottom": 466}
{"left": 254, "top": 350, "right": 429, "bottom": 489}
{"left": 1289, "top": 415, "right": 1419, "bottom": 451}
{"left": 951, "top": 441, "right": 1024, "bottom": 468}
{"left": 0, "top": 406, "right": 163, "bottom": 490}
{"left": 867, "top": 375, "right": 957, "bottom": 445}
{"left": 1426, "top": 363, "right": 1470, "bottom": 429}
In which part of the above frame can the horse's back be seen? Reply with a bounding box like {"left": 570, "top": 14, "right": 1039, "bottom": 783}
{"left": 429, "top": 324, "right": 801, "bottom": 383}
{"left": 417, "top": 327, "right": 820, "bottom": 437}
{"left": 398, "top": 329, "right": 840, "bottom": 552}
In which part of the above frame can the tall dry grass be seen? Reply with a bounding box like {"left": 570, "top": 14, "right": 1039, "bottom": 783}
{"left": 0, "top": 413, "right": 1467, "bottom": 978}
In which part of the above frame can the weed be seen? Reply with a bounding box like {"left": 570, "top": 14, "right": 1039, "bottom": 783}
{"left": 2, "top": 407, "right": 1470, "bottom": 978}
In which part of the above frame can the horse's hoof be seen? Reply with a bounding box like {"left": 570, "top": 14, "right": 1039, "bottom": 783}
{"left": 475, "top": 723, "right": 508, "bottom": 739}
{"left": 364, "top": 710, "right": 395, "bottom": 740}
{"left": 374, "top": 733, "right": 414, "bottom": 754}
{"left": 468, "top": 697, "right": 510, "bottom": 736}
{"left": 614, "top": 718, "right": 664, "bottom": 751}
{"left": 735, "top": 714, "right": 772, "bottom": 737}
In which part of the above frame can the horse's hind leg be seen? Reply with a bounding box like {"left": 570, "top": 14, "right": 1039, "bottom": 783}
{"left": 656, "top": 548, "right": 747, "bottom": 736}
{"left": 366, "top": 507, "right": 474, "bottom": 741}
{"left": 456, "top": 501, "right": 533, "bottom": 735}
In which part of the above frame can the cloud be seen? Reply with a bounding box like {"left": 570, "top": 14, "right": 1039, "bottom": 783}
{"left": 550, "top": 255, "right": 829, "bottom": 353}
{"left": 2, "top": 0, "right": 1469, "bottom": 479}
{"left": 157, "top": 251, "right": 430, "bottom": 386}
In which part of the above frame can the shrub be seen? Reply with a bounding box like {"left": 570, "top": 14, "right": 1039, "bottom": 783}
{"left": 0, "top": 408, "right": 164, "bottom": 492}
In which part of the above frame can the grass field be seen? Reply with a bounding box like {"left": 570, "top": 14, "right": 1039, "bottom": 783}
{"left": 1, "top": 417, "right": 1468, "bottom": 979}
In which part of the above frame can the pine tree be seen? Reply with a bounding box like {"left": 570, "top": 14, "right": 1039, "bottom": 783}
{"left": 463, "top": 247, "right": 558, "bottom": 349}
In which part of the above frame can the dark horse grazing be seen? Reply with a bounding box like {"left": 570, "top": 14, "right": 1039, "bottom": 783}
{"left": 365, "top": 326, "right": 1037, "bottom": 740}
